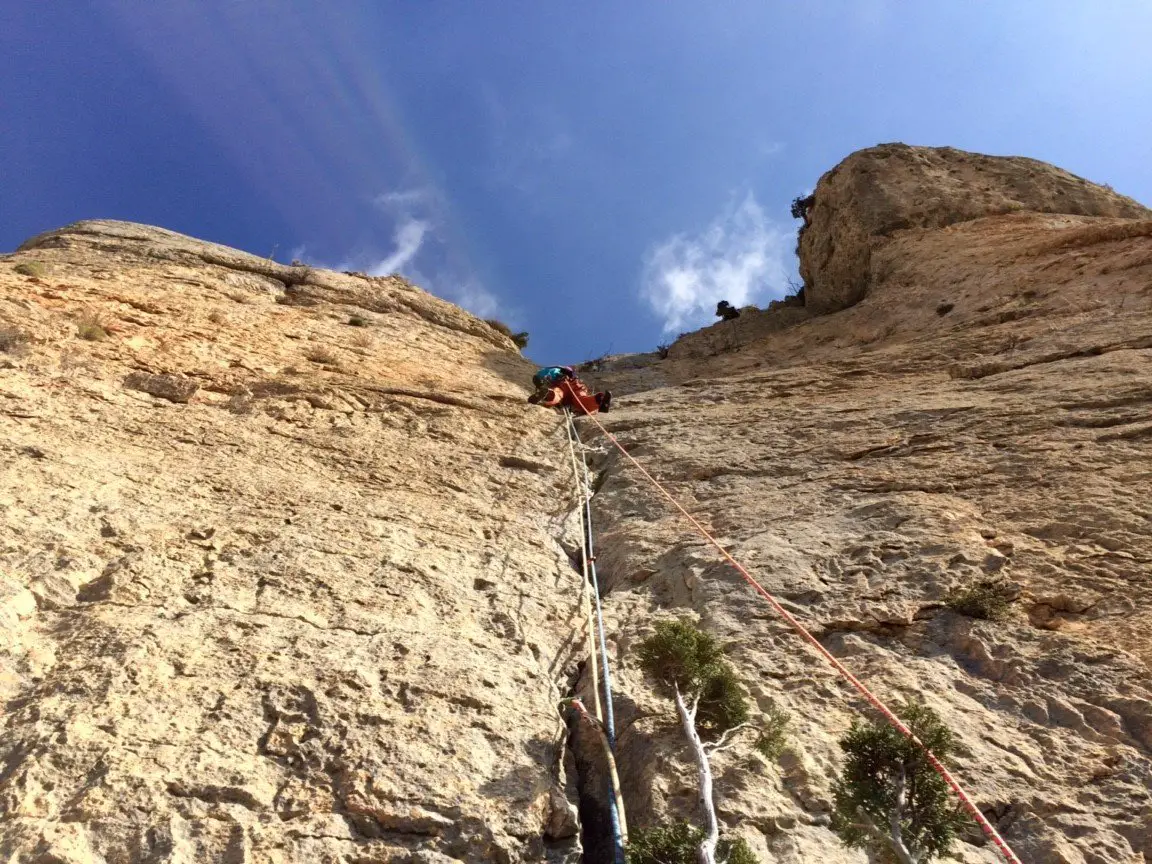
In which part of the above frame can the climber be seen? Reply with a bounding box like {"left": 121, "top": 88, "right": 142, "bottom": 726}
{"left": 528, "top": 366, "right": 612, "bottom": 415}
{"left": 716, "top": 300, "right": 740, "bottom": 321}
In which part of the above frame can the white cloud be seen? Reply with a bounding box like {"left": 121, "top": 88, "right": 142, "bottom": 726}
{"left": 757, "top": 141, "right": 786, "bottom": 158}
{"left": 448, "top": 277, "right": 501, "bottom": 320}
{"left": 374, "top": 187, "right": 434, "bottom": 210}
{"left": 313, "top": 184, "right": 505, "bottom": 321}
{"left": 480, "top": 85, "right": 574, "bottom": 199}
{"left": 640, "top": 192, "right": 791, "bottom": 334}
{"left": 365, "top": 216, "right": 429, "bottom": 276}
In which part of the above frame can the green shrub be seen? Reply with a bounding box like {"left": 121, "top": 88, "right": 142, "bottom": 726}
{"left": 347, "top": 315, "right": 369, "bottom": 327}
{"left": 75, "top": 312, "right": 108, "bottom": 341}
{"left": 637, "top": 619, "right": 749, "bottom": 740}
{"left": 637, "top": 619, "right": 724, "bottom": 696}
{"left": 627, "top": 822, "right": 757, "bottom": 864}
{"left": 695, "top": 661, "right": 750, "bottom": 739}
{"left": 945, "top": 580, "right": 1013, "bottom": 621}
{"left": 753, "top": 706, "right": 790, "bottom": 760}
{"left": 831, "top": 702, "right": 967, "bottom": 863}
{"left": 511, "top": 331, "right": 529, "bottom": 349}
{"left": 14, "top": 262, "right": 46, "bottom": 278}
{"left": 790, "top": 194, "right": 814, "bottom": 221}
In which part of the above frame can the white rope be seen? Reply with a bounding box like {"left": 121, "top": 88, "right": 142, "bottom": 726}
{"left": 563, "top": 410, "right": 602, "bottom": 721}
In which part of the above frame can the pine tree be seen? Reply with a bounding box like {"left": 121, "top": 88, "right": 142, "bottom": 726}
{"left": 830, "top": 702, "right": 968, "bottom": 864}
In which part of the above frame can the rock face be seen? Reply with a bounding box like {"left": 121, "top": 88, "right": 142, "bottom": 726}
{"left": 3, "top": 139, "right": 1152, "bottom": 864}
{"left": 577, "top": 152, "right": 1152, "bottom": 863}
{"left": 798, "top": 143, "right": 1150, "bottom": 314}
{"left": 1, "top": 222, "right": 586, "bottom": 863}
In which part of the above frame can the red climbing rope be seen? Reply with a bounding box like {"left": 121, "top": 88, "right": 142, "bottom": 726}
{"left": 579, "top": 411, "right": 1024, "bottom": 864}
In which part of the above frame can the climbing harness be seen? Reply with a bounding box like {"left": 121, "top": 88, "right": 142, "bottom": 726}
{"left": 576, "top": 410, "right": 1024, "bottom": 864}
{"left": 564, "top": 408, "right": 627, "bottom": 864}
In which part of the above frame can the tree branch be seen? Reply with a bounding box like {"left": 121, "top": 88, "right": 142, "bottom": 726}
{"left": 674, "top": 685, "right": 719, "bottom": 864}
{"left": 703, "top": 722, "right": 754, "bottom": 755}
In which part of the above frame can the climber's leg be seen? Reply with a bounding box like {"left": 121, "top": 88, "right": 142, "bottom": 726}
{"left": 562, "top": 379, "right": 602, "bottom": 415}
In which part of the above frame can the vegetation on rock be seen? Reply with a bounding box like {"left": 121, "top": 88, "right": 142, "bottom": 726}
{"left": 945, "top": 579, "right": 1014, "bottom": 621}
{"left": 14, "top": 262, "right": 46, "bottom": 278}
{"left": 635, "top": 619, "right": 767, "bottom": 864}
{"left": 627, "top": 821, "right": 756, "bottom": 864}
{"left": 74, "top": 311, "right": 108, "bottom": 341}
{"left": 831, "top": 702, "right": 968, "bottom": 864}
{"left": 484, "top": 317, "right": 529, "bottom": 349}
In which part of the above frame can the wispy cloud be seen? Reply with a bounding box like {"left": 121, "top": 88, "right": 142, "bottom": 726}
{"left": 364, "top": 216, "right": 429, "bottom": 276}
{"left": 324, "top": 185, "right": 503, "bottom": 320}
{"left": 375, "top": 188, "right": 433, "bottom": 210}
{"left": 640, "top": 192, "right": 791, "bottom": 334}
{"left": 451, "top": 277, "right": 501, "bottom": 320}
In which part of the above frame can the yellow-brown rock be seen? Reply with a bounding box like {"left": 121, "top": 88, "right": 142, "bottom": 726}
{"left": 798, "top": 143, "right": 1149, "bottom": 314}
{"left": 1, "top": 221, "right": 585, "bottom": 862}
{"left": 3, "top": 139, "right": 1152, "bottom": 864}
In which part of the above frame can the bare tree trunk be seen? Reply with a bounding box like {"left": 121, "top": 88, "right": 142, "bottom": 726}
{"left": 673, "top": 686, "right": 718, "bottom": 864}
{"left": 886, "top": 763, "right": 918, "bottom": 864}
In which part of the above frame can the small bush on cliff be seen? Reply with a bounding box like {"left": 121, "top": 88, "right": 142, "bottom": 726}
{"left": 945, "top": 579, "right": 1013, "bottom": 621}
{"left": 484, "top": 318, "right": 529, "bottom": 350}
{"left": 305, "top": 346, "right": 341, "bottom": 366}
{"left": 627, "top": 822, "right": 756, "bottom": 864}
{"left": 831, "top": 702, "right": 967, "bottom": 864}
{"left": 75, "top": 311, "right": 109, "bottom": 341}
{"left": 754, "top": 705, "right": 790, "bottom": 761}
{"left": 14, "top": 262, "right": 46, "bottom": 278}
{"left": 790, "top": 194, "right": 814, "bottom": 221}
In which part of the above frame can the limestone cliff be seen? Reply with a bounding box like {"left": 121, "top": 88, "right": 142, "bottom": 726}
{"left": 798, "top": 143, "right": 1149, "bottom": 314}
{"left": 3, "top": 143, "right": 1152, "bottom": 864}
{"left": 1, "top": 222, "right": 586, "bottom": 862}
{"left": 582, "top": 147, "right": 1152, "bottom": 864}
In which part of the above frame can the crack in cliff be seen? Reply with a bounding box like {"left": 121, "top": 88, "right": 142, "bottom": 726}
{"left": 553, "top": 435, "right": 627, "bottom": 864}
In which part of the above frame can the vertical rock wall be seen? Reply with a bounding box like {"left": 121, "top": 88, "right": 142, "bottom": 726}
{"left": 1, "top": 222, "right": 589, "bottom": 863}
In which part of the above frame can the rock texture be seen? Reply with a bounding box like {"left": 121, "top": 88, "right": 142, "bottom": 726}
{"left": 3, "top": 142, "right": 1152, "bottom": 864}
{"left": 798, "top": 143, "right": 1150, "bottom": 314}
{"left": 1, "top": 222, "right": 587, "bottom": 863}
{"left": 578, "top": 152, "right": 1152, "bottom": 863}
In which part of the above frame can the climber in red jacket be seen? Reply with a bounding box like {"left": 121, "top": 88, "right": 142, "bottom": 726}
{"left": 527, "top": 366, "right": 612, "bottom": 415}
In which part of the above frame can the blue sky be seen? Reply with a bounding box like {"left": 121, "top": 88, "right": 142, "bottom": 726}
{"left": 3, "top": 2, "right": 1151, "bottom": 362}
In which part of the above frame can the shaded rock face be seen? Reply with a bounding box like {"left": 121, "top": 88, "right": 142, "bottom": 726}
{"left": 798, "top": 143, "right": 1150, "bottom": 314}
{"left": 3, "top": 139, "right": 1152, "bottom": 864}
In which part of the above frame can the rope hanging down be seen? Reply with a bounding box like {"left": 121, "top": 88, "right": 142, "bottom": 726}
{"left": 562, "top": 414, "right": 603, "bottom": 723}
{"left": 577, "top": 410, "right": 1023, "bottom": 864}
{"left": 564, "top": 409, "right": 628, "bottom": 864}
